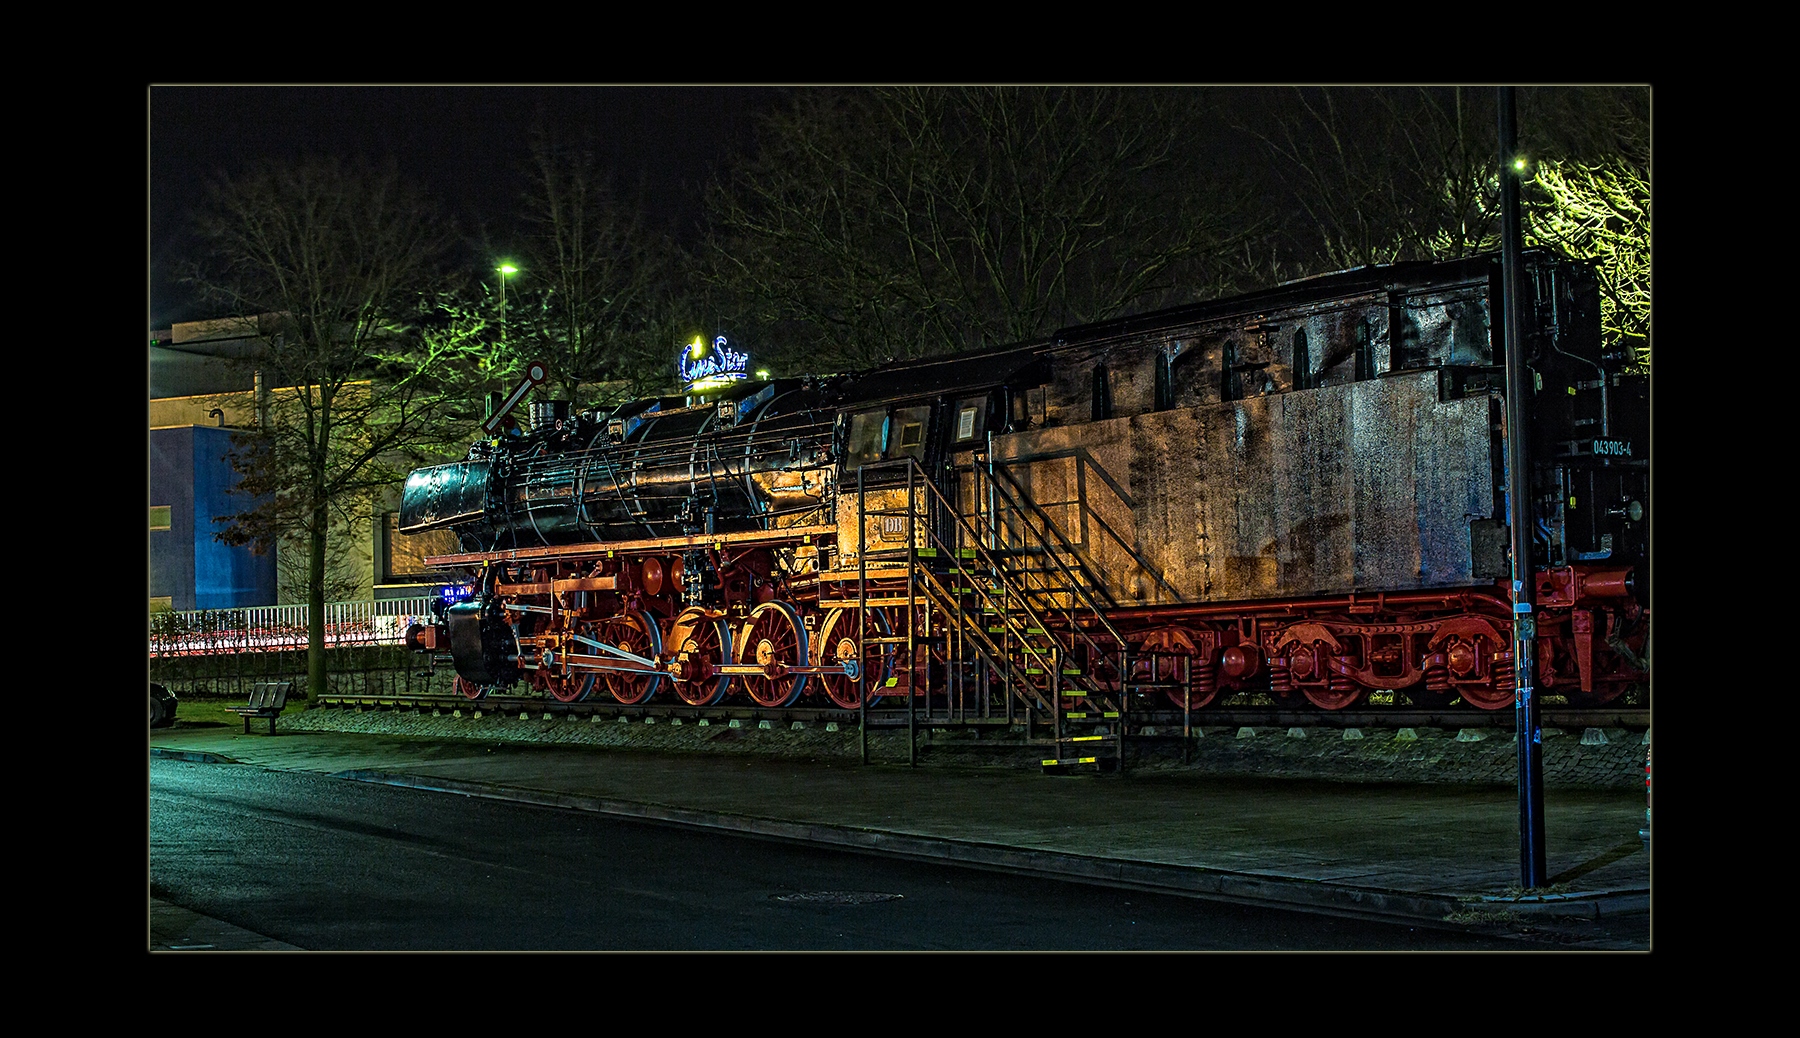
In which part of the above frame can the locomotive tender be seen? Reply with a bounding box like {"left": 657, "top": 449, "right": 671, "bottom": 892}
{"left": 400, "top": 249, "right": 1648, "bottom": 718}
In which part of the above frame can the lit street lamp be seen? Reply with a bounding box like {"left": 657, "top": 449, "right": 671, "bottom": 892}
{"left": 496, "top": 262, "right": 519, "bottom": 344}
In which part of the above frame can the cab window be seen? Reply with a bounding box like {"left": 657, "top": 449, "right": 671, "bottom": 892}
{"left": 846, "top": 404, "right": 933, "bottom": 465}
{"left": 889, "top": 405, "right": 931, "bottom": 461}
{"left": 952, "top": 395, "right": 988, "bottom": 445}
{"left": 846, "top": 410, "right": 887, "bottom": 466}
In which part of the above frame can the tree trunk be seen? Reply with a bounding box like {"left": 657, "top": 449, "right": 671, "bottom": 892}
{"left": 307, "top": 501, "right": 328, "bottom": 701}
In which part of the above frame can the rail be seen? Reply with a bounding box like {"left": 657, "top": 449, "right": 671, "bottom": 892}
{"left": 148, "top": 597, "right": 437, "bottom": 657}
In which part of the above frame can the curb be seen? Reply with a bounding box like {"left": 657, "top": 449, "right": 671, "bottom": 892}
{"left": 327, "top": 767, "right": 1635, "bottom": 929}
{"left": 151, "top": 747, "right": 239, "bottom": 765}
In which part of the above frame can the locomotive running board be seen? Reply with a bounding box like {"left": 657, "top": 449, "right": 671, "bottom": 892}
{"left": 425, "top": 524, "right": 838, "bottom": 567}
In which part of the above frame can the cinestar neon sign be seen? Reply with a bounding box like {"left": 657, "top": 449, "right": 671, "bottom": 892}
{"left": 680, "top": 335, "right": 750, "bottom": 388}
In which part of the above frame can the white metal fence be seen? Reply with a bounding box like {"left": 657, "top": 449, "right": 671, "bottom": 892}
{"left": 149, "top": 597, "right": 437, "bottom": 657}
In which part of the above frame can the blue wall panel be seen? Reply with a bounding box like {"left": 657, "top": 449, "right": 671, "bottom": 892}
{"left": 150, "top": 426, "right": 275, "bottom": 611}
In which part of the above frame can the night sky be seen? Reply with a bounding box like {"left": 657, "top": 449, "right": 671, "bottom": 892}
{"left": 149, "top": 85, "right": 786, "bottom": 328}
{"left": 149, "top": 86, "right": 1627, "bottom": 331}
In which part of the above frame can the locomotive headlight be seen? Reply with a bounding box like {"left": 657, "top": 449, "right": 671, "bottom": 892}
{"left": 1606, "top": 498, "right": 1644, "bottom": 523}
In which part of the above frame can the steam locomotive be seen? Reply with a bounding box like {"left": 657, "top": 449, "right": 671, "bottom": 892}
{"left": 400, "top": 249, "right": 1648, "bottom": 717}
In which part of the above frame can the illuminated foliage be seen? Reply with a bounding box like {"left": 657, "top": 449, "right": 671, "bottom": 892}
{"left": 1528, "top": 155, "right": 1651, "bottom": 370}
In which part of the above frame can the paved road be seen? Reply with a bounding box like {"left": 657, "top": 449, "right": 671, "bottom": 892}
{"left": 153, "top": 758, "right": 1544, "bottom": 950}
{"left": 148, "top": 718, "right": 1652, "bottom": 951}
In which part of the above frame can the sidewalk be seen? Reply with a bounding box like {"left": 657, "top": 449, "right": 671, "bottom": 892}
{"left": 150, "top": 716, "right": 1651, "bottom": 949}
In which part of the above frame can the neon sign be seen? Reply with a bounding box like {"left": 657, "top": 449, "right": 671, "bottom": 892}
{"left": 679, "top": 335, "right": 750, "bottom": 388}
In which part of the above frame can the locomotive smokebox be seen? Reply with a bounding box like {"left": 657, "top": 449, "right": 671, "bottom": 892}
{"left": 399, "top": 461, "right": 493, "bottom": 533}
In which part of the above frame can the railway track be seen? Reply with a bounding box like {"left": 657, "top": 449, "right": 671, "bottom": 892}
{"left": 310, "top": 690, "right": 1646, "bottom": 735}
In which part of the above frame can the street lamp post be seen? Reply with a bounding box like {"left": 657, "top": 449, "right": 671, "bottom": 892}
{"left": 496, "top": 262, "right": 519, "bottom": 344}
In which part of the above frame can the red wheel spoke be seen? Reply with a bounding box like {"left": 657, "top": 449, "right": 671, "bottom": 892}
{"left": 596, "top": 611, "right": 665, "bottom": 705}
{"left": 544, "top": 629, "right": 596, "bottom": 703}
{"left": 819, "top": 607, "right": 892, "bottom": 709}
{"left": 671, "top": 608, "right": 731, "bottom": 707}
{"left": 742, "top": 602, "right": 808, "bottom": 708}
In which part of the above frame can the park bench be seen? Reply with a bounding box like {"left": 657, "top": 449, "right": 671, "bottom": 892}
{"left": 228, "top": 682, "right": 291, "bottom": 735}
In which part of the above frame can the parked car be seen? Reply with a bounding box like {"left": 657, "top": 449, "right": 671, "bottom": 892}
{"left": 151, "top": 683, "right": 179, "bottom": 728}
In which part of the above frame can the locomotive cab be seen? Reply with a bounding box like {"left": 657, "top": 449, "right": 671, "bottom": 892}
{"left": 831, "top": 347, "right": 1050, "bottom": 564}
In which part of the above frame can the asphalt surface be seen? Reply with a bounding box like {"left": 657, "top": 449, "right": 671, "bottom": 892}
{"left": 148, "top": 709, "right": 1652, "bottom": 951}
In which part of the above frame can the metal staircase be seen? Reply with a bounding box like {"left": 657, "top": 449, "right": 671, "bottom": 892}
{"left": 845, "top": 450, "right": 1144, "bottom": 772}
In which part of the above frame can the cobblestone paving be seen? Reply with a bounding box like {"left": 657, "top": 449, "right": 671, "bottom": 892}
{"left": 286, "top": 705, "right": 1646, "bottom": 791}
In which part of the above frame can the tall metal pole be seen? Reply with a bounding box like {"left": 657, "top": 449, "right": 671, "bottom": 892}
{"left": 1498, "top": 86, "right": 1547, "bottom": 888}
{"left": 496, "top": 263, "right": 518, "bottom": 347}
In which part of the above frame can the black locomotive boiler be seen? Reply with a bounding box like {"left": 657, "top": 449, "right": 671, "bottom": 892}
{"left": 401, "top": 249, "right": 1648, "bottom": 718}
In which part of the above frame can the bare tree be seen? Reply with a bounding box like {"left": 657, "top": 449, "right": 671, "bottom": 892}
{"left": 1245, "top": 87, "right": 1507, "bottom": 271}
{"left": 188, "top": 157, "right": 481, "bottom": 699}
{"left": 708, "top": 87, "right": 1263, "bottom": 371}
{"left": 508, "top": 124, "right": 675, "bottom": 407}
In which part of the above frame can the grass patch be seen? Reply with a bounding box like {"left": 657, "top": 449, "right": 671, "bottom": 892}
{"left": 158, "top": 694, "right": 308, "bottom": 729}
{"left": 1445, "top": 908, "right": 1523, "bottom": 925}
{"left": 1491, "top": 882, "right": 1577, "bottom": 899}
